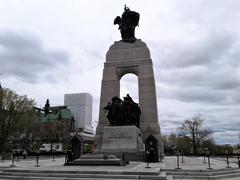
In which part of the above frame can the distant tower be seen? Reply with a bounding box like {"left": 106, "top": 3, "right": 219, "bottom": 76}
{"left": 64, "top": 93, "right": 93, "bottom": 134}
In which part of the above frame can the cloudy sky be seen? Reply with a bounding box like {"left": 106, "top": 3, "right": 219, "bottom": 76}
{"left": 0, "top": 0, "right": 240, "bottom": 145}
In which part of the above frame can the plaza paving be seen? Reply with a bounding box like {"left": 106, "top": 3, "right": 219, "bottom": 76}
{"left": 0, "top": 155, "right": 240, "bottom": 179}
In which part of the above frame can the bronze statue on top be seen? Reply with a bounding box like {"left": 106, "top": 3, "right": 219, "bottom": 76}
{"left": 104, "top": 94, "right": 141, "bottom": 128}
{"left": 114, "top": 5, "right": 140, "bottom": 43}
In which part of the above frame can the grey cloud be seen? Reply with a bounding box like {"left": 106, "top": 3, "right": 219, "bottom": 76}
{"left": 162, "top": 120, "right": 182, "bottom": 127}
{"left": 161, "top": 113, "right": 183, "bottom": 119}
{"left": 0, "top": 31, "right": 42, "bottom": 49}
{"left": 157, "top": 66, "right": 240, "bottom": 91}
{"left": 0, "top": 30, "right": 69, "bottom": 83}
{"left": 213, "top": 131, "right": 240, "bottom": 144}
{"left": 153, "top": 32, "right": 236, "bottom": 69}
{"left": 165, "top": 86, "right": 227, "bottom": 104}
{"left": 152, "top": 1, "right": 240, "bottom": 144}
{"left": 156, "top": 69, "right": 240, "bottom": 105}
{"left": 155, "top": 47, "right": 240, "bottom": 106}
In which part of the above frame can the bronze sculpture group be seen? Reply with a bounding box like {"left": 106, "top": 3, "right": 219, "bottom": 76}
{"left": 108, "top": 6, "right": 141, "bottom": 125}
{"left": 114, "top": 5, "right": 140, "bottom": 43}
{"left": 104, "top": 94, "right": 141, "bottom": 127}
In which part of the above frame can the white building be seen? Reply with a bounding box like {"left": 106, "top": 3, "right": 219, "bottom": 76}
{"left": 64, "top": 93, "right": 93, "bottom": 134}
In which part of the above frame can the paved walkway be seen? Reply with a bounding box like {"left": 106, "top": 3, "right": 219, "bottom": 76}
{"left": 162, "top": 156, "right": 239, "bottom": 170}
{"left": 0, "top": 156, "right": 239, "bottom": 179}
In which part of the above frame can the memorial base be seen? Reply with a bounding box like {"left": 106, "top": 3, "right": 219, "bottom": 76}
{"left": 100, "top": 126, "right": 145, "bottom": 161}
{"left": 65, "top": 153, "right": 126, "bottom": 166}
{"left": 101, "top": 126, "right": 145, "bottom": 153}
{"left": 65, "top": 126, "right": 145, "bottom": 166}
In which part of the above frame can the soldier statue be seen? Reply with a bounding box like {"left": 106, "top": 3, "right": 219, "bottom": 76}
{"left": 104, "top": 94, "right": 141, "bottom": 128}
{"left": 114, "top": 5, "right": 140, "bottom": 43}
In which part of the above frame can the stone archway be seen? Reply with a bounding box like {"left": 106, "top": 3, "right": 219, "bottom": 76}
{"left": 120, "top": 73, "right": 138, "bottom": 102}
{"left": 95, "top": 40, "right": 164, "bottom": 157}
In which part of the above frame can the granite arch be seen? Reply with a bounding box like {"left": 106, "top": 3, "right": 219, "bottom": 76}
{"left": 95, "top": 40, "right": 164, "bottom": 158}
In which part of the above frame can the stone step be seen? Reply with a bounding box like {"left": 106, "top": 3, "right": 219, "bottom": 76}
{"left": 171, "top": 170, "right": 240, "bottom": 179}
{"left": 0, "top": 172, "right": 138, "bottom": 179}
{"left": 0, "top": 170, "right": 166, "bottom": 180}
{"left": 0, "top": 175, "right": 139, "bottom": 180}
{"left": 167, "top": 168, "right": 240, "bottom": 176}
{"left": 3, "top": 168, "right": 161, "bottom": 176}
{"left": 0, "top": 174, "right": 166, "bottom": 180}
{"left": 173, "top": 173, "right": 240, "bottom": 179}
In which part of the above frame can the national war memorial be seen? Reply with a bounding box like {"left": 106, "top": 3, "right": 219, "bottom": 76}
{"left": 94, "top": 5, "right": 164, "bottom": 161}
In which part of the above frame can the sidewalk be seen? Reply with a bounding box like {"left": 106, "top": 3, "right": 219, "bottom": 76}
{"left": 0, "top": 155, "right": 239, "bottom": 171}
{"left": 0, "top": 156, "right": 240, "bottom": 180}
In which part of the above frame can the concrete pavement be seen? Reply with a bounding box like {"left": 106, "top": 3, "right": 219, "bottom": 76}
{"left": 0, "top": 155, "right": 239, "bottom": 179}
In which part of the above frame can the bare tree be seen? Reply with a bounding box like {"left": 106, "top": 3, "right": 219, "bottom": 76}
{"left": 178, "top": 114, "right": 212, "bottom": 155}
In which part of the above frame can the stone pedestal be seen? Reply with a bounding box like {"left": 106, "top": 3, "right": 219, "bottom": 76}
{"left": 101, "top": 126, "right": 145, "bottom": 153}
{"left": 95, "top": 39, "right": 164, "bottom": 158}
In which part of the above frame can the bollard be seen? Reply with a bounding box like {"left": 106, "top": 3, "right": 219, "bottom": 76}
{"left": 206, "top": 151, "right": 212, "bottom": 169}
{"left": 122, "top": 151, "right": 126, "bottom": 165}
{"left": 175, "top": 151, "right": 181, "bottom": 169}
{"left": 225, "top": 150, "right": 231, "bottom": 168}
{"left": 35, "top": 151, "right": 40, "bottom": 167}
{"left": 52, "top": 150, "right": 55, "bottom": 162}
{"left": 159, "top": 154, "right": 163, "bottom": 162}
{"left": 71, "top": 151, "right": 74, "bottom": 161}
{"left": 203, "top": 153, "right": 206, "bottom": 164}
{"left": 237, "top": 154, "right": 240, "bottom": 168}
{"left": 65, "top": 151, "right": 68, "bottom": 164}
{"left": 10, "top": 153, "right": 15, "bottom": 167}
{"left": 145, "top": 150, "right": 151, "bottom": 168}
{"left": 181, "top": 151, "right": 184, "bottom": 163}
{"left": 16, "top": 151, "right": 20, "bottom": 162}
{"left": 1, "top": 151, "right": 5, "bottom": 162}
